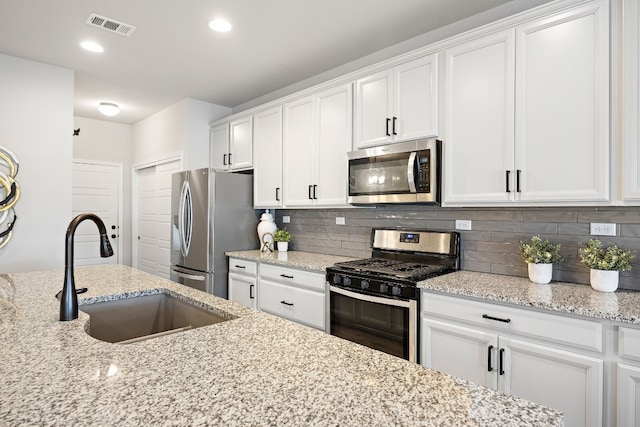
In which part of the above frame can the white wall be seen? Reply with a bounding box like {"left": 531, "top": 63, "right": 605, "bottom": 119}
{"left": 0, "top": 53, "right": 73, "bottom": 273}
{"left": 132, "top": 98, "right": 231, "bottom": 169}
{"left": 72, "top": 116, "right": 133, "bottom": 265}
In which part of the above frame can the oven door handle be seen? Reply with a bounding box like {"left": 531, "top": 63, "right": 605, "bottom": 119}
{"left": 329, "top": 285, "right": 412, "bottom": 308}
{"left": 407, "top": 151, "right": 417, "bottom": 193}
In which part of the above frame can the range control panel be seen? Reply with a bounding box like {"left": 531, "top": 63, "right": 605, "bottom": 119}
{"left": 399, "top": 233, "right": 420, "bottom": 244}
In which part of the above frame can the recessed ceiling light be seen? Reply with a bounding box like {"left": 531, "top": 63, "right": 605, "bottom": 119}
{"left": 208, "top": 19, "right": 232, "bottom": 32}
{"left": 98, "top": 102, "right": 120, "bottom": 116}
{"left": 81, "top": 41, "right": 104, "bottom": 53}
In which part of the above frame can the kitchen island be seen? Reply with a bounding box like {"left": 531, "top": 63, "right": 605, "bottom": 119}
{"left": 0, "top": 265, "right": 562, "bottom": 426}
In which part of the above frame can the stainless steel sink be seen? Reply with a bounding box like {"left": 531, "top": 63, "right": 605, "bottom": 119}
{"left": 80, "top": 292, "right": 231, "bottom": 344}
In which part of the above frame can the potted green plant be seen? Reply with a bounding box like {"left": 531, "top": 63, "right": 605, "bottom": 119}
{"left": 274, "top": 228, "right": 291, "bottom": 252}
{"left": 519, "top": 236, "right": 563, "bottom": 284}
{"left": 579, "top": 239, "right": 635, "bottom": 292}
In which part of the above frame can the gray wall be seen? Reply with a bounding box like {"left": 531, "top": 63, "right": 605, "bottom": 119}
{"left": 274, "top": 206, "right": 640, "bottom": 291}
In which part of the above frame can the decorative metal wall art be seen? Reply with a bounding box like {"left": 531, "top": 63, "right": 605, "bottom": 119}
{"left": 0, "top": 147, "right": 19, "bottom": 249}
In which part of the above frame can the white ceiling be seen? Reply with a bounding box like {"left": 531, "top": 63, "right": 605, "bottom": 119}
{"left": 0, "top": 0, "right": 549, "bottom": 124}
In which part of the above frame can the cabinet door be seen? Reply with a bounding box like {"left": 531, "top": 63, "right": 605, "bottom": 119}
{"left": 421, "top": 317, "right": 498, "bottom": 389}
{"left": 617, "top": 363, "right": 640, "bottom": 427}
{"left": 254, "top": 107, "right": 283, "bottom": 208}
{"left": 499, "top": 336, "right": 603, "bottom": 427}
{"left": 443, "top": 29, "right": 516, "bottom": 205}
{"left": 354, "top": 69, "right": 393, "bottom": 149}
{"left": 228, "top": 272, "right": 257, "bottom": 310}
{"left": 229, "top": 116, "right": 253, "bottom": 170}
{"left": 210, "top": 123, "right": 229, "bottom": 171}
{"left": 394, "top": 54, "right": 438, "bottom": 141}
{"left": 284, "top": 96, "right": 315, "bottom": 207}
{"left": 514, "top": 1, "right": 609, "bottom": 203}
{"left": 315, "top": 84, "right": 352, "bottom": 206}
{"left": 624, "top": 0, "right": 640, "bottom": 200}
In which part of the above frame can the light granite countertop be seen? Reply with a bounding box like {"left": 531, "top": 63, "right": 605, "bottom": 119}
{"left": 227, "top": 249, "right": 640, "bottom": 325}
{"left": 226, "top": 249, "right": 357, "bottom": 272}
{"left": 418, "top": 270, "right": 640, "bottom": 325}
{"left": 0, "top": 264, "right": 562, "bottom": 426}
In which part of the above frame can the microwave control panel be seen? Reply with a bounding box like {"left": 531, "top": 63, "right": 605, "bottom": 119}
{"left": 417, "top": 150, "right": 430, "bottom": 192}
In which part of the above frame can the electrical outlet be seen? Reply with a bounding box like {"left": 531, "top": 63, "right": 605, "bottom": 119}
{"left": 590, "top": 223, "right": 616, "bottom": 236}
{"left": 455, "top": 220, "right": 472, "bottom": 231}
{"left": 282, "top": 216, "right": 290, "bottom": 224}
{"left": 336, "top": 217, "right": 345, "bottom": 225}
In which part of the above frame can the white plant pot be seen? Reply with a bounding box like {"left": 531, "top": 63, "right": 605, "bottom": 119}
{"left": 590, "top": 269, "right": 619, "bottom": 293}
{"left": 527, "top": 263, "right": 552, "bottom": 284}
{"left": 277, "top": 241, "right": 288, "bottom": 252}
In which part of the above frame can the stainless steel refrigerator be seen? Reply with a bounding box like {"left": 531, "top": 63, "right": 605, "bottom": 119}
{"left": 170, "top": 168, "right": 258, "bottom": 298}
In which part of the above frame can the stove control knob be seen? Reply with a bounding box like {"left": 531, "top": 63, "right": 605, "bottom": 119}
{"left": 392, "top": 286, "right": 402, "bottom": 296}
{"left": 379, "top": 283, "right": 389, "bottom": 294}
{"left": 361, "top": 280, "right": 370, "bottom": 290}
{"left": 332, "top": 275, "right": 342, "bottom": 285}
{"left": 343, "top": 277, "right": 352, "bottom": 287}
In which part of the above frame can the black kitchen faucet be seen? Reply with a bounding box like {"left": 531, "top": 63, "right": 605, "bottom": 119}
{"left": 59, "top": 213, "right": 113, "bottom": 321}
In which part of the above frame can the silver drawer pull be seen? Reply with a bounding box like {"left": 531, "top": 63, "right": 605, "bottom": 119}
{"left": 280, "top": 300, "right": 294, "bottom": 306}
{"left": 482, "top": 314, "right": 511, "bottom": 323}
{"left": 280, "top": 274, "right": 294, "bottom": 279}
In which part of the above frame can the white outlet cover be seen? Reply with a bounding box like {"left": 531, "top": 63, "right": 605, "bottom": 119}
{"left": 455, "top": 220, "right": 472, "bottom": 231}
{"left": 282, "top": 216, "right": 290, "bottom": 223}
{"left": 590, "top": 223, "right": 616, "bottom": 236}
{"left": 336, "top": 217, "right": 345, "bottom": 225}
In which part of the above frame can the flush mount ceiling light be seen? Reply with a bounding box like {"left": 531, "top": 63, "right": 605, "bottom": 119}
{"left": 208, "top": 18, "right": 232, "bottom": 32}
{"left": 98, "top": 102, "right": 120, "bottom": 117}
{"left": 80, "top": 41, "right": 104, "bottom": 53}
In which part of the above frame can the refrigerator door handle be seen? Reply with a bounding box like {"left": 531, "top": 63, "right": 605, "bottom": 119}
{"left": 179, "top": 179, "right": 193, "bottom": 257}
{"left": 171, "top": 266, "right": 206, "bottom": 281}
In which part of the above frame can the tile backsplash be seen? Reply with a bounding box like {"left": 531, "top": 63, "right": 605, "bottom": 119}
{"left": 274, "top": 206, "right": 640, "bottom": 291}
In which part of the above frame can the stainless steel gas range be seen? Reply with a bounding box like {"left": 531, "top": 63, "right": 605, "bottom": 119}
{"left": 326, "top": 228, "right": 460, "bottom": 363}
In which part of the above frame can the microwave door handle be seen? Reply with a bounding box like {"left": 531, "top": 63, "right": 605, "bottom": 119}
{"left": 407, "top": 152, "right": 417, "bottom": 193}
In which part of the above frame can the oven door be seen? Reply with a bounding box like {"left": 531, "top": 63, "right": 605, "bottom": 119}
{"left": 329, "top": 285, "right": 418, "bottom": 363}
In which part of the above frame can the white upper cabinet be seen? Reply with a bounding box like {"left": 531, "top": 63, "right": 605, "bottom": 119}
{"left": 211, "top": 116, "right": 253, "bottom": 171}
{"left": 210, "top": 122, "right": 229, "bottom": 171}
{"left": 354, "top": 54, "right": 438, "bottom": 149}
{"left": 624, "top": 0, "right": 640, "bottom": 202}
{"left": 444, "top": 0, "right": 609, "bottom": 206}
{"left": 284, "top": 84, "right": 352, "bottom": 207}
{"left": 253, "top": 106, "right": 283, "bottom": 208}
{"left": 514, "top": 1, "right": 609, "bottom": 203}
{"left": 443, "top": 29, "right": 516, "bottom": 204}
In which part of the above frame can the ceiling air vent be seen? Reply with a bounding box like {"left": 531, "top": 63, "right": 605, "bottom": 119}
{"left": 86, "top": 13, "right": 136, "bottom": 37}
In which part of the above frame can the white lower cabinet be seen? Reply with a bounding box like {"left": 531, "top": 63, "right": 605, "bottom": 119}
{"left": 616, "top": 325, "right": 640, "bottom": 426}
{"left": 421, "top": 293, "right": 603, "bottom": 427}
{"left": 228, "top": 258, "right": 258, "bottom": 310}
{"left": 258, "top": 263, "right": 326, "bottom": 330}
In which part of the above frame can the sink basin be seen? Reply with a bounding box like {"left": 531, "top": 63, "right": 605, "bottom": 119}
{"left": 80, "top": 292, "right": 231, "bottom": 344}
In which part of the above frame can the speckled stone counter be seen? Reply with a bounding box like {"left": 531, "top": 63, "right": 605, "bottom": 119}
{"left": 0, "top": 265, "right": 562, "bottom": 426}
{"left": 419, "top": 270, "right": 640, "bottom": 324}
{"left": 226, "top": 249, "right": 357, "bottom": 272}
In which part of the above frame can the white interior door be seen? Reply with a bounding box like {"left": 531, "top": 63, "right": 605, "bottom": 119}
{"left": 72, "top": 160, "right": 121, "bottom": 265}
{"left": 135, "top": 159, "right": 181, "bottom": 279}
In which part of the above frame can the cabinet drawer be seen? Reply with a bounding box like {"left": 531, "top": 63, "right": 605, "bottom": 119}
{"left": 259, "top": 263, "right": 325, "bottom": 291}
{"left": 259, "top": 279, "right": 325, "bottom": 329}
{"left": 619, "top": 326, "right": 640, "bottom": 362}
{"left": 229, "top": 258, "right": 257, "bottom": 276}
{"left": 422, "top": 292, "right": 603, "bottom": 352}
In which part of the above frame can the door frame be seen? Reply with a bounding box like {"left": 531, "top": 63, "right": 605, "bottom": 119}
{"left": 131, "top": 152, "right": 183, "bottom": 270}
{"left": 72, "top": 158, "right": 123, "bottom": 265}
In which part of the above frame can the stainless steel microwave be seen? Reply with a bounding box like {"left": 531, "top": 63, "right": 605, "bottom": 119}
{"left": 347, "top": 139, "right": 441, "bottom": 204}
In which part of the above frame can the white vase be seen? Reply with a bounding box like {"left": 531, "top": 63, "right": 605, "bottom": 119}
{"left": 277, "top": 241, "right": 288, "bottom": 252}
{"left": 528, "top": 263, "right": 552, "bottom": 284}
{"left": 590, "top": 269, "right": 619, "bottom": 292}
{"left": 257, "top": 210, "right": 277, "bottom": 252}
